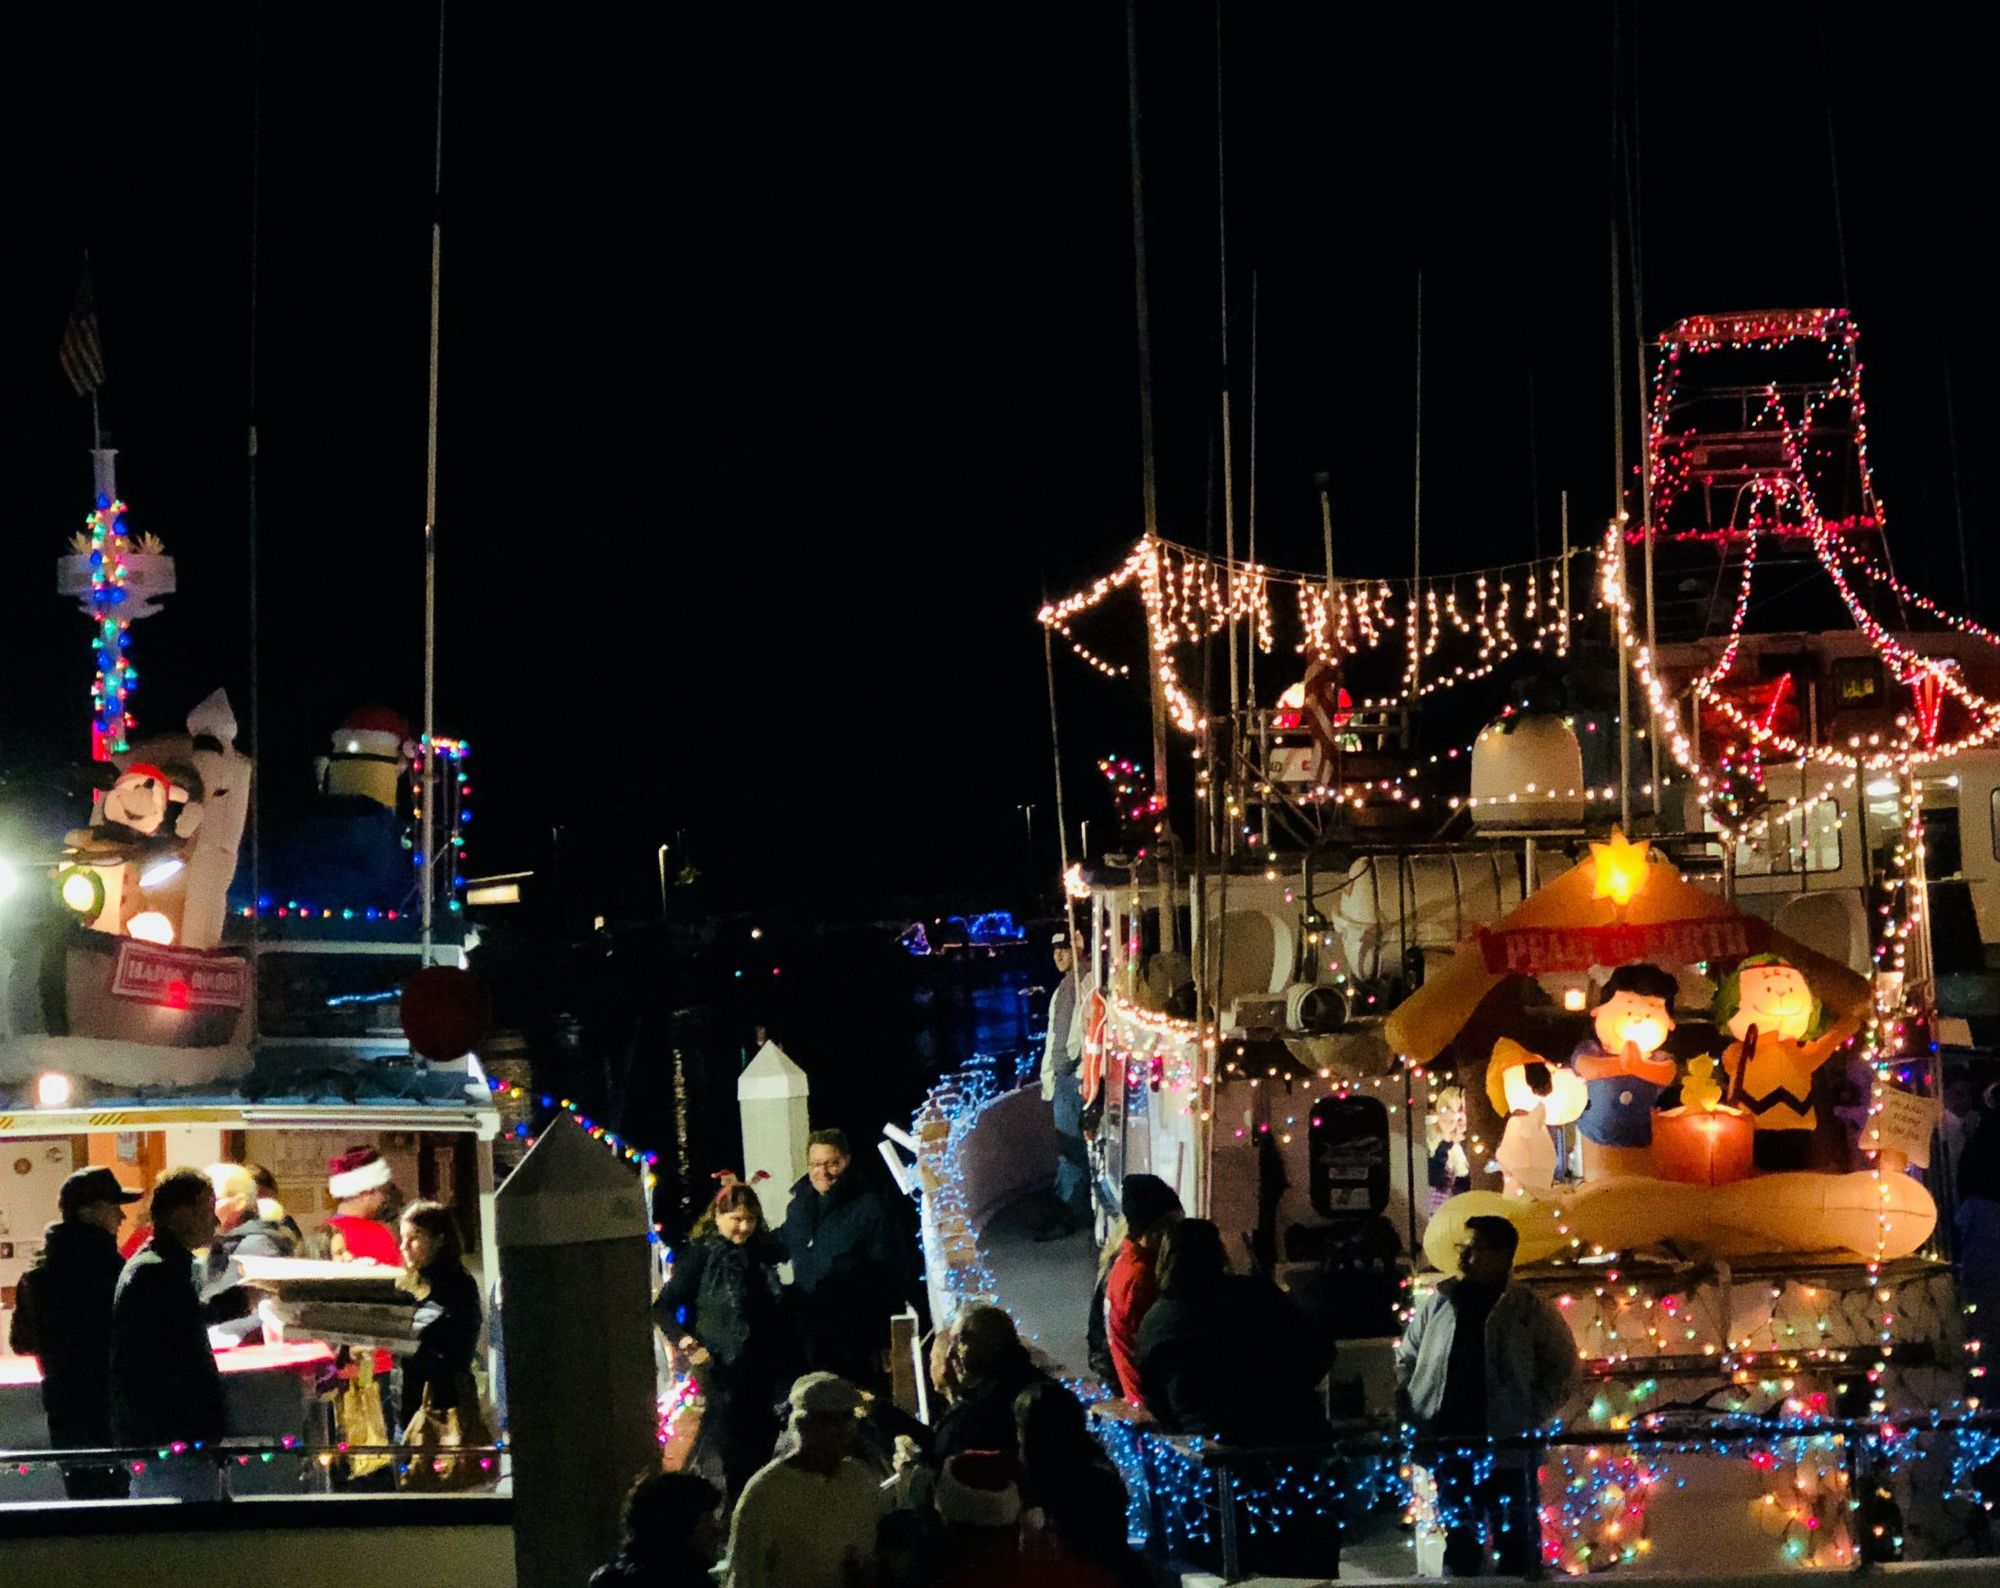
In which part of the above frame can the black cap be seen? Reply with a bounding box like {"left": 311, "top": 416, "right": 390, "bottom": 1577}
{"left": 1120, "top": 1173, "right": 1182, "bottom": 1238}
{"left": 59, "top": 1167, "right": 143, "bottom": 1217}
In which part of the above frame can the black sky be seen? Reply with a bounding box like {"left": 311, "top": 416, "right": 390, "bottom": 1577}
{"left": 0, "top": 4, "right": 1989, "bottom": 913}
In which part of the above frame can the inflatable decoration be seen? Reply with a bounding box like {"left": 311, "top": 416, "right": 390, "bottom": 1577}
{"left": 1651, "top": 1055, "right": 1755, "bottom": 1186}
{"left": 1571, "top": 962, "right": 1679, "bottom": 1178}
{"left": 1428, "top": 1169, "right": 1936, "bottom": 1268}
{"left": 1715, "top": 955, "right": 1857, "bottom": 1172}
{"left": 1487, "top": 1037, "right": 1586, "bottom": 1193}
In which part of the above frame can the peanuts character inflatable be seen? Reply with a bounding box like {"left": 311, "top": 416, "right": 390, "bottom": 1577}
{"left": 1715, "top": 954, "right": 1855, "bottom": 1172}
{"left": 1486, "top": 1037, "right": 1586, "bottom": 1194}
{"left": 1570, "top": 962, "right": 1680, "bottom": 1178}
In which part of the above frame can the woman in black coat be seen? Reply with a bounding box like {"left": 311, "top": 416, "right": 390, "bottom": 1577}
{"left": 1136, "top": 1219, "right": 1332, "bottom": 1445}
{"left": 398, "top": 1200, "right": 485, "bottom": 1431}
{"left": 654, "top": 1182, "right": 795, "bottom": 1502}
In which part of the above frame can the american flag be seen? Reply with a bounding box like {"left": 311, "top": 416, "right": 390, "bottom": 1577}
{"left": 59, "top": 261, "right": 106, "bottom": 397}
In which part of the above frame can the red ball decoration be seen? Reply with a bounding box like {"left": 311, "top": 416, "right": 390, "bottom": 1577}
{"left": 401, "top": 965, "right": 493, "bottom": 1061}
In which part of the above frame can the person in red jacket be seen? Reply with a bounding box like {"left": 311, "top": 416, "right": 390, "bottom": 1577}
{"left": 1103, "top": 1174, "right": 1181, "bottom": 1411}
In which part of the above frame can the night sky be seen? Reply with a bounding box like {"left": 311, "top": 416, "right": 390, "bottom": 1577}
{"left": 0, "top": 5, "right": 1988, "bottom": 915}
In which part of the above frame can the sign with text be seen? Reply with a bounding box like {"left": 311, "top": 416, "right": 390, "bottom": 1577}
{"left": 1477, "top": 915, "right": 1767, "bottom": 975}
{"left": 109, "top": 941, "right": 249, "bottom": 1010}
{"left": 1870, "top": 1084, "right": 1941, "bottom": 1168}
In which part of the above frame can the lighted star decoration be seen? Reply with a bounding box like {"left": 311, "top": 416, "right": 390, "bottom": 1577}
{"left": 1590, "top": 827, "right": 1652, "bottom": 908}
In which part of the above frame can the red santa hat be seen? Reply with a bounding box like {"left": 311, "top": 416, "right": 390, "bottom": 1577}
{"left": 328, "top": 1145, "right": 394, "bottom": 1200}
{"left": 935, "top": 1450, "right": 1022, "bottom": 1530}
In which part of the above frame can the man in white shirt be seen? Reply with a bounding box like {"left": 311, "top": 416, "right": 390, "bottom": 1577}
{"left": 1036, "top": 932, "right": 1093, "bottom": 1241}
{"left": 725, "top": 1372, "right": 885, "bottom": 1588}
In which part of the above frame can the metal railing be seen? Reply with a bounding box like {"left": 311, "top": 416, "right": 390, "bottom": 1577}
{"left": 1098, "top": 1409, "right": 2000, "bottom": 1583}
{"left": 0, "top": 1439, "right": 509, "bottom": 1503}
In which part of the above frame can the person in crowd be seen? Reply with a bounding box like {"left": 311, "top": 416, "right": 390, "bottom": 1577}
{"left": 1104, "top": 1174, "right": 1182, "bottom": 1413}
{"left": 309, "top": 1145, "right": 404, "bottom": 1262}
{"left": 244, "top": 1162, "right": 305, "bottom": 1244}
{"left": 1015, "top": 1382, "right": 1150, "bottom": 1586}
{"left": 9, "top": 1166, "right": 143, "bottom": 1499}
{"left": 110, "top": 1167, "right": 226, "bottom": 1498}
{"left": 1085, "top": 1216, "right": 1128, "bottom": 1395}
{"left": 1136, "top": 1219, "right": 1333, "bottom": 1445}
{"left": 781, "top": 1127, "right": 908, "bottom": 1388}
{"left": 589, "top": 1468, "right": 727, "bottom": 1588}
{"left": 724, "top": 1372, "right": 885, "bottom": 1588}
{"left": 398, "top": 1200, "right": 484, "bottom": 1432}
{"left": 1037, "top": 932, "right": 1093, "bottom": 1242}
{"left": 654, "top": 1179, "right": 795, "bottom": 1503}
{"left": 198, "top": 1162, "right": 297, "bottom": 1343}
{"left": 930, "top": 1304, "right": 1056, "bottom": 1465}
{"left": 1396, "top": 1214, "right": 1580, "bottom": 1576}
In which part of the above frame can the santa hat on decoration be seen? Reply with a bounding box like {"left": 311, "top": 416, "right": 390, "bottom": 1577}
{"left": 328, "top": 1145, "right": 394, "bottom": 1200}
{"left": 935, "top": 1450, "right": 1023, "bottom": 1530}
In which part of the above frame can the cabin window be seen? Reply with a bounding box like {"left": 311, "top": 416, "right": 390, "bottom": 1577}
{"left": 1729, "top": 800, "right": 1842, "bottom": 876}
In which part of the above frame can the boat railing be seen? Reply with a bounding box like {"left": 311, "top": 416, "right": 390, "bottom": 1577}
{"left": 0, "top": 1438, "right": 509, "bottom": 1503}
{"left": 1092, "top": 1406, "right": 2000, "bottom": 1583}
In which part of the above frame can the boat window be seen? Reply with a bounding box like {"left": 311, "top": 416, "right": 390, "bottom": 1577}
{"left": 1729, "top": 799, "right": 1842, "bottom": 876}
{"left": 1920, "top": 778, "right": 1962, "bottom": 877}
{"left": 256, "top": 952, "right": 419, "bottom": 1039}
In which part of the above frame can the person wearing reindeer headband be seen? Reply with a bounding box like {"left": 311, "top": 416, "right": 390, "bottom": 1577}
{"left": 653, "top": 1172, "right": 797, "bottom": 1505}
{"left": 1714, "top": 954, "right": 1860, "bottom": 1173}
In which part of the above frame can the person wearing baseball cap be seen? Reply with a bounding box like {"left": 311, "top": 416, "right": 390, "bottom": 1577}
{"left": 8, "top": 1167, "right": 143, "bottom": 1498}
{"left": 722, "top": 1373, "right": 883, "bottom": 1588}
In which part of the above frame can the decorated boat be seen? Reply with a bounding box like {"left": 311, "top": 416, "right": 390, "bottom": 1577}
{"left": 902, "top": 311, "right": 2000, "bottom": 1581}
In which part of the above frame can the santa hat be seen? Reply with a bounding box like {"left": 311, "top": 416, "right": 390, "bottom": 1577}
{"left": 328, "top": 1145, "right": 394, "bottom": 1200}
{"left": 935, "top": 1450, "right": 1022, "bottom": 1530}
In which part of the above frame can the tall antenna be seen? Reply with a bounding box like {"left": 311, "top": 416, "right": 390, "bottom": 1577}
{"left": 1410, "top": 273, "right": 1424, "bottom": 697}
{"left": 247, "top": 5, "right": 265, "bottom": 947}
{"left": 419, "top": 1, "right": 447, "bottom": 963}
{"left": 1610, "top": 4, "right": 1632, "bottom": 831}
{"left": 1125, "top": 0, "right": 1168, "bottom": 802}
{"left": 1213, "top": 0, "right": 1241, "bottom": 852}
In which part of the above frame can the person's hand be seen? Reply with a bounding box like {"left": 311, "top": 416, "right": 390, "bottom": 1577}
{"left": 678, "top": 1335, "right": 712, "bottom": 1367}
{"left": 1091, "top": 1397, "right": 1154, "bottom": 1426}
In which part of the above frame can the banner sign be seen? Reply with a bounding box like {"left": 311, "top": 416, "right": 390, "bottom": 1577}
{"left": 1477, "top": 915, "right": 1768, "bottom": 975}
{"left": 110, "top": 941, "right": 250, "bottom": 1010}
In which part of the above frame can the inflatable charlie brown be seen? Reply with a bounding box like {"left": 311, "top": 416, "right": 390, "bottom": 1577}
{"left": 1715, "top": 954, "right": 1859, "bottom": 1173}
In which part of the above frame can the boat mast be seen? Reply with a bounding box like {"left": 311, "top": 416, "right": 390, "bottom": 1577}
{"left": 420, "top": 3, "right": 447, "bottom": 965}
{"left": 1214, "top": 0, "right": 1240, "bottom": 858}
{"left": 1410, "top": 273, "right": 1423, "bottom": 698}
{"left": 1622, "top": 17, "right": 1660, "bottom": 804}
{"left": 1124, "top": 0, "right": 1169, "bottom": 805}
{"left": 1610, "top": 9, "right": 1632, "bottom": 833}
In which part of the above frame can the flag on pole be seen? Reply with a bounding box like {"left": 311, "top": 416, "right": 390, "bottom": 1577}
{"left": 59, "top": 260, "right": 106, "bottom": 397}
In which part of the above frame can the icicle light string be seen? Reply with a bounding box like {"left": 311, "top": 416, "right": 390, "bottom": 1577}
{"left": 1041, "top": 538, "right": 1581, "bottom": 725}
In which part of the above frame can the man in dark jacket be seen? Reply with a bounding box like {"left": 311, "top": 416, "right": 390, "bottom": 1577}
{"left": 780, "top": 1128, "right": 908, "bottom": 1388}
{"left": 111, "top": 1167, "right": 226, "bottom": 1499}
{"left": 8, "top": 1167, "right": 143, "bottom": 1498}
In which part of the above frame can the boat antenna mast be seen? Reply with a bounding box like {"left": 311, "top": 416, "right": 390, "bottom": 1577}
{"left": 419, "top": 1, "right": 447, "bottom": 964}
